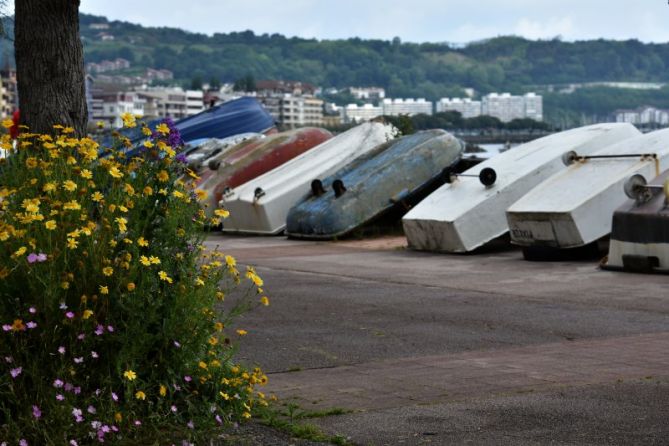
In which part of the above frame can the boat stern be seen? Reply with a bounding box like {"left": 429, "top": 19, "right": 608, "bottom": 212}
{"left": 507, "top": 211, "right": 585, "bottom": 248}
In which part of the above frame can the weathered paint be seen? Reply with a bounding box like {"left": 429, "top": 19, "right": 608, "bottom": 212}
{"left": 285, "top": 130, "right": 464, "bottom": 239}
{"left": 507, "top": 127, "right": 669, "bottom": 249}
{"left": 220, "top": 122, "right": 397, "bottom": 234}
{"left": 403, "top": 123, "right": 641, "bottom": 253}
{"left": 605, "top": 169, "right": 669, "bottom": 272}
{"left": 197, "top": 127, "right": 332, "bottom": 218}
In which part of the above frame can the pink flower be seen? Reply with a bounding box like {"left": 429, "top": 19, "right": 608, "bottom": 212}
{"left": 111, "top": 392, "right": 118, "bottom": 402}
{"left": 72, "top": 407, "right": 83, "bottom": 423}
{"left": 187, "top": 420, "right": 194, "bottom": 429}
{"left": 134, "top": 420, "right": 142, "bottom": 426}
{"left": 184, "top": 376, "right": 192, "bottom": 382}
{"left": 53, "top": 379, "right": 64, "bottom": 388}
{"left": 170, "top": 405, "right": 177, "bottom": 413}
{"left": 37, "top": 253, "right": 47, "bottom": 262}
{"left": 10, "top": 367, "right": 22, "bottom": 378}
{"left": 74, "top": 387, "right": 81, "bottom": 395}
{"left": 28, "top": 307, "right": 36, "bottom": 314}
{"left": 27, "top": 253, "right": 39, "bottom": 263}
{"left": 74, "top": 357, "right": 84, "bottom": 364}
{"left": 95, "top": 325, "right": 104, "bottom": 336}
{"left": 69, "top": 440, "right": 78, "bottom": 446}
{"left": 58, "top": 346, "right": 66, "bottom": 354}
{"left": 56, "top": 394, "right": 64, "bottom": 401}
{"left": 77, "top": 333, "right": 85, "bottom": 340}
{"left": 91, "top": 351, "right": 99, "bottom": 359}
{"left": 32, "top": 405, "right": 41, "bottom": 419}
{"left": 26, "top": 321, "right": 37, "bottom": 329}
{"left": 65, "top": 311, "right": 75, "bottom": 319}
{"left": 2, "top": 325, "right": 11, "bottom": 332}
{"left": 173, "top": 341, "right": 181, "bottom": 348}
{"left": 19, "top": 440, "right": 27, "bottom": 446}
{"left": 87, "top": 405, "right": 96, "bottom": 414}
{"left": 107, "top": 325, "right": 114, "bottom": 333}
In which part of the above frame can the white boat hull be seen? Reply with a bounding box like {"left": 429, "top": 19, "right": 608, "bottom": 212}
{"left": 219, "top": 122, "right": 397, "bottom": 234}
{"left": 402, "top": 123, "right": 640, "bottom": 253}
{"left": 507, "top": 128, "right": 669, "bottom": 249}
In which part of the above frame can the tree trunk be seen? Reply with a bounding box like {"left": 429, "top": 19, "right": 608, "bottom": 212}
{"left": 15, "top": 0, "right": 87, "bottom": 136}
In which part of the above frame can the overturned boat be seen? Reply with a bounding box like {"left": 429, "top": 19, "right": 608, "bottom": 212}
{"left": 506, "top": 127, "right": 669, "bottom": 253}
{"left": 285, "top": 129, "right": 464, "bottom": 239}
{"left": 602, "top": 171, "right": 669, "bottom": 273}
{"left": 184, "top": 133, "right": 264, "bottom": 170}
{"left": 402, "top": 123, "right": 640, "bottom": 253}
{"left": 197, "top": 127, "right": 332, "bottom": 217}
{"left": 219, "top": 121, "right": 397, "bottom": 234}
{"left": 175, "top": 97, "right": 275, "bottom": 143}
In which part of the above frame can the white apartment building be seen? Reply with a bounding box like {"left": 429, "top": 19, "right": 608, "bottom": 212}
{"left": 0, "top": 70, "right": 17, "bottom": 118}
{"left": 342, "top": 103, "right": 384, "bottom": 123}
{"left": 381, "top": 98, "right": 433, "bottom": 116}
{"left": 436, "top": 98, "right": 481, "bottom": 118}
{"left": 91, "top": 91, "right": 145, "bottom": 128}
{"left": 349, "top": 87, "right": 386, "bottom": 101}
{"left": 481, "top": 92, "right": 543, "bottom": 122}
{"left": 278, "top": 95, "right": 324, "bottom": 128}
{"left": 135, "top": 88, "right": 204, "bottom": 120}
{"left": 615, "top": 106, "right": 669, "bottom": 126}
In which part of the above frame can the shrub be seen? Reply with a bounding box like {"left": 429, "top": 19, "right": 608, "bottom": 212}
{"left": 0, "top": 117, "right": 269, "bottom": 444}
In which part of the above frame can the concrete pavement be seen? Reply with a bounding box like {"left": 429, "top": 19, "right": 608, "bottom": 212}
{"left": 206, "top": 234, "right": 669, "bottom": 445}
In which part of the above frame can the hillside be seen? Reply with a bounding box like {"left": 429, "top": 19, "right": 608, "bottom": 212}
{"left": 3, "top": 13, "right": 669, "bottom": 127}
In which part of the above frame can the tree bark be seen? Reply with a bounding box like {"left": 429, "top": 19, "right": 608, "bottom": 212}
{"left": 15, "top": 0, "right": 87, "bottom": 136}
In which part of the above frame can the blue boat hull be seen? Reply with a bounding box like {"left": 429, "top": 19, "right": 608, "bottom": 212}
{"left": 286, "top": 129, "right": 464, "bottom": 239}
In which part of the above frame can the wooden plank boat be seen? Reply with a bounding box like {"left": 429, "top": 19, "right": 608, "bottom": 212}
{"left": 285, "top": 129, "right": 464, "bottom": 239}
{"left": 402, "top": 123, "right": 641, "bottom": 253}
{"left": 602, "top": 170, "right": 669, "bottom": 273}
{"left": 219, "top": 121, "right": 397, "bottom": 234}
{"left": 196, "top": 127, "right": 332, "bottom": 217}
{"left": 507, "top": 127, "right": 669, "bottom": 251}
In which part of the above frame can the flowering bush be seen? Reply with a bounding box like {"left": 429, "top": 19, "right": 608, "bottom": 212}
{"left": 0, "top": 116, "right": 269, "bottom": 444}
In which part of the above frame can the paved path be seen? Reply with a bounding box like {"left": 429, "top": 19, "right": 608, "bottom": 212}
{"left": 266, "top": 332, "right": 669, "bottom": 410}
{"left": 205, "top": 234, "right": 669, "bottom": 445}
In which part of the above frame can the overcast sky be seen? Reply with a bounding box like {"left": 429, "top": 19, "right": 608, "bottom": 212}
{"left": 65, "top": 1, "right": 669, "bottom": 44}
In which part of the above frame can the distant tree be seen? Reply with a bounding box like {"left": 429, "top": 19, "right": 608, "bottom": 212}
{"left": 15, "top": 0, "right": 88, "bottom": 135}
{"left": 382, "top": 114, "right": 414, "bottom": 135}
{"left": 190, "top": 75, "right": 203, "bottom": 90}
{"left": 233, "top": 74, "right": 256, "bottom": 92}
{"left": 208, "top": 77, "right": 221, "bottom": 91}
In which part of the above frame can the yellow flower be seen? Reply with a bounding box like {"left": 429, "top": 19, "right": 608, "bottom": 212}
{"left": 63, "top": 200, "right": 81, "bottom": 211}
{"left": 120, "top": 112, "right": 137, "bottom": 128}
{"left": 158, "top": 271, "right": 172, "bottom": 283}
{"left": 156, "top": 123, "right": 170, "bottom": 135}
{"left": 62, "top": 180, "right": 77, "bottom": 192}
{"left": 123, "top": 370, "right": 137, "bottom": 381}
{"left": 102, "top": 266, "right": 114, "bottom": 276}
{"left": 99, "top": 285, "right": 109, "bottom": 295}
{"left": 219, "top": 391, "right": 230, "bottom": 400}
{"left": 25, "top": 157, "right": 38, "bottom": 169}
{"left": 159, "top": 385, "right": 167, "bottom": 397}
{"left": 45, "top": 220, "right": 57, "bottom": 230}
{"left": 194, "top": 189, "right": 208, "bottom": 201}
{"left": 198, "top": 361, "right": 208, "bottom": 370}
{"left": 135, "top": 390, "right": 146, "bottom": 400}
{"left": 139, "top": 256, "right": 151, "bottom": 266}
{"left": 108, "top": 166, "right": 123, "bottom": 179}
{"left": 42, "top": 182, "right": 57, "bottom": 193}
{"left": 172, "top": 190, "right": 184, "bottom": 199}
{"left": 1, "top": 118, "right": 13, "bottom": 128}
{"left": 242, "top": 411, "right": 251, "bottom": 419}
{"left": 127, "top": 282, "right": 136, "bottom": 291}
{"left": 82, "top": 309, "right": 94, "bottom": 319}
{"left": 115, "top": 217, "right": 127, "bottom": 233}
{"left": 137, "top": 237, "right": 149, "bottom": 247}
{"left": 156, "top": 170, "right": 169, "bottom": 182}
{"left": 214, "top": 208, "right": 230, "bottom": 218}
{"left": 236, "top": 329, "right": 248, "bottom": 336}
{"left": 208, "top": 336, "right": 218, "bottom": 346}
{"left": 216, "top": 291, "right": 225, "bottom": 301}
{"left": 114, "top": 412, "right": 122, "bottom": 422}
{"left": 67, "top": 238, "right": 78, "bottom": 249}
{"left": 214, "top": 322, "right": 224, "bottom": 331}
{"left": 80, "top": 169, "right": 93, "bottom": 179}
{"left": 225, "top": 255, "right": 236, "bottom": 267}
{"left": 260, "top": 296, "right": 270, "bottom": 306}
{"left": 141, "top": 126, "right": 152, "bottom": 136}
{"left": 143, "top": 140, "right": 154, "bottom": 149}
{"left": 195, "top": 277, "right": 205, "bottom": 287}
{"left": 149, "top": 256, "right": 161, "bottom": 265}
{"left": 91, "top": 191, "right": 104, "bottom": 202}
{"left": 143, "top": 186, "right": 153, "bottom": 196}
